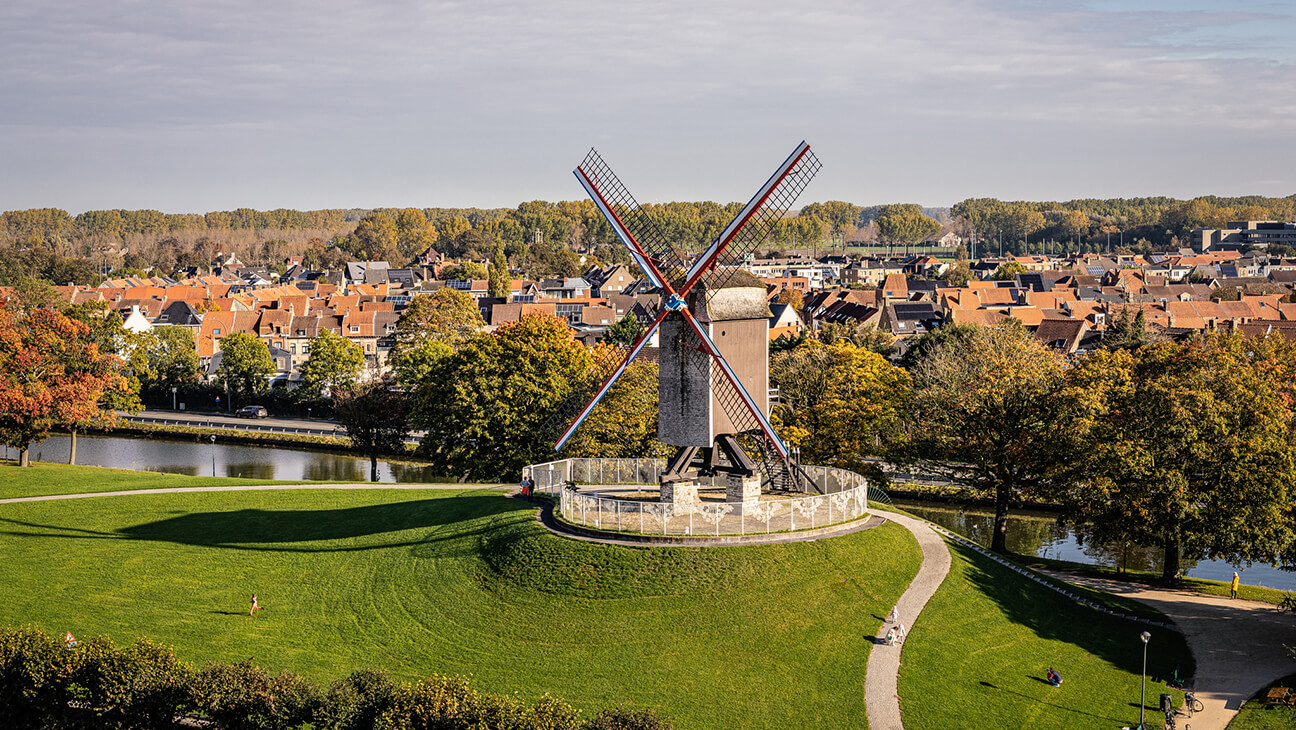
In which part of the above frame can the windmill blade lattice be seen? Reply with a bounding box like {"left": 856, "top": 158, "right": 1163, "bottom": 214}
{"left": 551, "top": 142, "right": 821, "bottom": 466}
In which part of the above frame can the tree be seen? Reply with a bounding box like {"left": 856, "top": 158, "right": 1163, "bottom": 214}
{"left": 904, "top": 322, "right": 1067, "bottom": 553}
{"left": 412, "top": 314, "right": 591, "bottom": 480}
{"left": 992, "top": 260, "right": 1026, "bottom": 281}
{"left": 604, "top": 315, "right": 643, "bottom": 348}
{"left": 774, "top": 287, "right": 804, "bottom": 312}
{"left": 562, "top": 358, "right": 666, "bottom": 459}
{"left": 215, "top": 333, "right": 274, "bottom": 402}
{"left": 388, "top": 288, "right": 484, "bottom": 387}
{"left": 814, "top": 321, "right": 897, "bottom": 357}
{"left": 488, "top": 245, "right": 510, "bottom": 299}
{"left": 136, "top": 327, "right": 203, "bottom": 395}
{"left": 875, "top": 204, "right": 940, "bottom": 252}
{"left": 346, "top": 212, "right": 400, "bottom": 262}
{"left": 1102, "top": 306, "right": 1159, "bottom": 351}
{"left": 299, "top": 330, "right": 365, "bottom": 398}
{"left": 440, "top": 262, "right": 488, "bottom": 281}
{"left": 0, "top": 305, "right": 131, "bottom": 466}
{"left": 334, "top": 376, "right": 411, "bottom": 482}
{"left": 771, "top": 341, "right": 911, "bottom": 477}
{"left": 1059, "top": 335, "right": 1296, "bottom": 580}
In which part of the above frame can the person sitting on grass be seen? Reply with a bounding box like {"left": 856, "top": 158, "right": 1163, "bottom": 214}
{"left": 1046, "top": 667, "right": 1062, "bottom": 687}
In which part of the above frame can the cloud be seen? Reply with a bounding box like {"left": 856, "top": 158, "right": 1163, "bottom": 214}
{"left": 0, "top": 0, "right": 1293, "bottom": 211}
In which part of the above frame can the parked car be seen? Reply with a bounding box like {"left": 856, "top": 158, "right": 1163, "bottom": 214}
{"left": 236, "top": 405, "right": 269, "bottom": 419}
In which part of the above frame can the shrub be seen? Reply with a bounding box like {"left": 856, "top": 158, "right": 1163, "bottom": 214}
{"left": 583, "top": 705, "right": 675, "bottom": 730}
{"left": 318, "top": 669, "right": 399, "bottom": 730}
{"left": 378, "top": 674, "right": 534, "bottom": 729}
{"left": 0, "top": 625, "right": 77, "bottom": 729}
{"left": 194, "top": 660, "right": 321, "bottom": 730}
{"left": 72, "top": 635, "right": 194, "bottom": 730}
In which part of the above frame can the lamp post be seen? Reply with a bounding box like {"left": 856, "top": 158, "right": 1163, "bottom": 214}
{"left": 210, "top": 435, "right": 217, "bottom": 477}
{"left": 1138, "top": 630, "right": 1151, "bottom": 729}
{"left": 171, "top": 386, "right": 178, "bottom": 411}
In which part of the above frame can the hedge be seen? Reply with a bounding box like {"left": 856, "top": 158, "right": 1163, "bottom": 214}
{"left": 0, "top": 627, "right": 674, "bottom": 730}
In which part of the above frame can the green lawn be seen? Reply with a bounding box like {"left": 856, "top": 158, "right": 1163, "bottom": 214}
{"left": 898, "top": 541, "right": 1195, "bottom": 729}
{"left": 1226, "top": 673, "right": 1296, "bottom": 729}
{"left": 0, "top": 487, "right": 921, "bottom": 729}
{"left": 0, "top": 461, "right": 306, "bottom": 500}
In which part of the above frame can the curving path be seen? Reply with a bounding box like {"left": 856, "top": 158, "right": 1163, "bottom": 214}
{"left": 0, "top": 483, "right": 510, "bottom": 505}
{"left": 864, "top": 509, "right": 953, "bottom": 730}
{"left": 1041, "top": 569, "right": 1296, "bottom": 730}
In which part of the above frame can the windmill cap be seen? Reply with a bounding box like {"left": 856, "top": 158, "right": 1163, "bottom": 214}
{"left": 690, "top": 286, "right": 772, "bottom": 323}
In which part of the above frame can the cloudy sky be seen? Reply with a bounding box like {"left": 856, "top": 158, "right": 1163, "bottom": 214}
{"left": 2, "top": 0, "right": 1294, "bottom": 214}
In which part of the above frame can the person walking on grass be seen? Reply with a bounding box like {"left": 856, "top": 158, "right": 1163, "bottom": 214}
{"left": 250, "top": 594, "right": 264, "bottom": 616}
{"left": 1231, "top": 571, "right": 1240, "bottom": 599}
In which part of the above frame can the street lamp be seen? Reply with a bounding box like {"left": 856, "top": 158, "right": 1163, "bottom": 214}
{"left": 172, "top": 386, "right": 178, "bottom": 411}
{"left": 1138, "top": 630, "right": 1151, "bottom": 729}
{"left": 210, "top": 435, "right": 217, "bottom": 477}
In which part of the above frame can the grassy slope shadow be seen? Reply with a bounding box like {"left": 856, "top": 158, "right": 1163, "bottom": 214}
{"left": 898, "top": 541, "right": 1194, "bottom": 730}
{"left": 0, "top": 489, "right": 527, "bottom": 554}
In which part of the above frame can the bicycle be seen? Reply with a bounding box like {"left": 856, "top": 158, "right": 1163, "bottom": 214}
{"left": 1278, "top": 593, "right": 1296, "bottom": 613}
{"left": 1182, "top": 691, "right": 1204, "bottom": 716}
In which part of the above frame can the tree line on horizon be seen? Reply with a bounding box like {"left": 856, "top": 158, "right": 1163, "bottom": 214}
{"left": 2, "top": 193, "right": 1294, "bottom": 287}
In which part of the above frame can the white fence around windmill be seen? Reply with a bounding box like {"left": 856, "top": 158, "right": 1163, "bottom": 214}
{"left": 523, "top": 457, "right": 873, "bottom": 537}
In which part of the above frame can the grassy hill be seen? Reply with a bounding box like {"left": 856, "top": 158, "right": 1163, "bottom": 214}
{"left": 0, "top": 481, "right": 920, "bottom": 728}
{"left": 898, "top": 541, "right": 1194, "bottom": 729}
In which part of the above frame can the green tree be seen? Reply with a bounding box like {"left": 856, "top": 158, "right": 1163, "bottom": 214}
{"left": 440, "top": 262, "right": 486, "bottom": 281}
{"left": 488, "top": 245, "right": 509, "bottom": 298}
{"left": 904, "top": 322, "right": 1067, "bottom": 553}
{"left": 992, "top": 260, "right": 1027, "bottom": 281}
{"left": 334, "top": 375, "right": 411, "bottom": 482}
{"left": 562, "top": 358, "right": 666, "bottom": 459}
{"left": 137, "top": 327, "right": 203, "bottom": 394}
{"left": 388, "top": 288, "right": 484, "bottom": 387}
{"left": 299, "top": 330, "right": 365, "bottom": 398}
{"left": 771, "top": 341, "right": 911, "bottom": 477}
{"left": 215, "top": 332, "right": 274, "bottom": 401}
{"left": 814, "top": 321, "right": 897, "bottom": 357}
{"left": 875, "top": 204, "right": 941, "bottom": 252}
{"left": 1059, "top": 335, "right": 1296, "bottom": 579}
{"left": 1102, "top": 306, "right": 1159, "bottom": 351}
{"left": 412, "top": 314, "right": 591, "bottom": 480}
{"left": 604, "top": 315, "right": 643, "bottom": 348}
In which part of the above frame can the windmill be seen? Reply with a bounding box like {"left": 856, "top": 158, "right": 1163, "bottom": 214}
{"left": 551, "top": 141, "right": 822, "bottom": 501}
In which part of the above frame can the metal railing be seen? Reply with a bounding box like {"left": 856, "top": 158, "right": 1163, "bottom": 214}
{"left": 524, "top": 457, "right": 871, "bottom": 537}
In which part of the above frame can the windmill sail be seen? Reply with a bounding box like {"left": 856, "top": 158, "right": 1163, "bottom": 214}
{"left": 549, "top": 143, "right": 821, "bottom": 467}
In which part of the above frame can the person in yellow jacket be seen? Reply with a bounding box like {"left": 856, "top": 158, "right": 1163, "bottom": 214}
{"left": 1230, "top": 571, "right": 1240, "bottom": 599}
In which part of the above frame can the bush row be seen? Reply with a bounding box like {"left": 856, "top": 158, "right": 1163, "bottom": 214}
{"left": 0, "top": 627, "right": 672, "bottom": 730}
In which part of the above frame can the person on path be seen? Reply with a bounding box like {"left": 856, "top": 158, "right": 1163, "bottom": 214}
{"left": 885, "top": 626, "right": 897, "bottom": 646}
{"left": 887, "top": 606, "right": 898, "bottom": 624}
{"left": 250, "top": 594, "right": 264, "bottom": 616}
{"left": 1231, "top": 571, "right": 1240, "bottom": 599}
{"left": 894, "top": 621, "right": 906, "bottom": 645}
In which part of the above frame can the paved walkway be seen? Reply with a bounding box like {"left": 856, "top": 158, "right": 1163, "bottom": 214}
{"left": 0, "top": 483, "right": 509, "bottom": 504}
{"left": 1041, "top": 569, "right": 1296, "bottom": 730}
{"left": 864, "top": 509, "right": 953, "bottom": 730}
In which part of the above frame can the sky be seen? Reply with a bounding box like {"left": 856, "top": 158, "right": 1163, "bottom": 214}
{"left": 2, "top": 0, "right": 1294, "bottom": 214}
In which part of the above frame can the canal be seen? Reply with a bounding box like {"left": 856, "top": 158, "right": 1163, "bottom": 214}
{"left": 11, "top": 433, "right": 454, "bottom": 484}
{"left": 900, "top": 501, "right": 1296, "bottom": 592}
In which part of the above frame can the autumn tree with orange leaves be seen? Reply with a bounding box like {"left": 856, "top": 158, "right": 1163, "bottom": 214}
{"left": 0, "top": 304, "right": 132, "bottom": 466}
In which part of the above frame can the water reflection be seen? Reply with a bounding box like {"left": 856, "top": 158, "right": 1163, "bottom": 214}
{"left": 13, "top": 433, "right": 456, "bottom": 486}
{"left": 900, "top": 501, "right": 1295, "bottom": 592}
